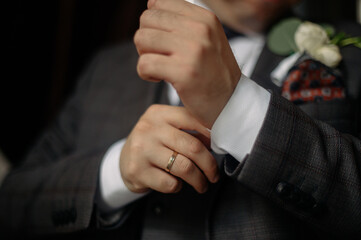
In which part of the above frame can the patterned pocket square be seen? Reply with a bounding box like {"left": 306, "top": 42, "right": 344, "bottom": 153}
{"left": 281, "top": 58, "right": 346, "bottom": 104}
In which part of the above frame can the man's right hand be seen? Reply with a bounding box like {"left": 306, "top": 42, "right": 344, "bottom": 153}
{"left": 119, "top": 105, "right": 219, "bottom": 194}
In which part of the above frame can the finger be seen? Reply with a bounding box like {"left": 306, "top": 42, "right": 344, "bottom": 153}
{"left": 160, "top": 125, "right": 219, "bottom": 183}
{"left": 136, "top": 53, "right": 179, "bottom": 83}
{"left": 169, "top": 152, "right": 209, "bottom": 194}
{"left": 147, "top": 0, "right": 207, "bottom": 20}
{"left": 188, "top": 131, "right": 211, "bottom": 150}
{"left": 166, "top": 107, "right": 211, "bottom": 139}
{"left": 149, "top": 147, "right": 208, "bottom": 194}
{"left": 140, "top": 167, "right": 183, "bottom": 194}
{"left": 134, "top": 28, "right": 185, "bottom": 55}
{"left": 139, "top": 9, "right": 199, "bottom": 39}
{"left": 148, "top": 105, "right": 211, "bottom": 138}
{"left": 142, "top": 105, "right": 210, "bottom": 139}
{"left": 139, "top": 8, "right": 217, "bottom": 44}
{"left": 140, "top": 9, "right": 185, "bottom": 32}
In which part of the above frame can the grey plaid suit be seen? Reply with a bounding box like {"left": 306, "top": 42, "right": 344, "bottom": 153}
{"left": 0, "top": 21, "right": 360, "bottom": 239}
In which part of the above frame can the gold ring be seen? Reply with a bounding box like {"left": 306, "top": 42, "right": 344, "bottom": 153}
{"left": 166, "top": 151, "right": 178, "bottom": 173}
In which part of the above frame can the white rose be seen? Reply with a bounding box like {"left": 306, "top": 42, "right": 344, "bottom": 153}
{"left": 313, "top": 44, "right": 342, "bottom": 68}
{"left": 295, "top": 21, "right": 329, "bottom": 54}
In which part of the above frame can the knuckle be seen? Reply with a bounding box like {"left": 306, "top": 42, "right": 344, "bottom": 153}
{"left": 133, "top": 30, "right": 140, "bottom": 45}
{"left": 123, "top": 160, "right": 139, "bottom": 181}
{"left": 137, "top": 55, "right": 154, "bottom": 77}
{"left": 140, "top": 9, "right": 158, "bottom": 24}
{"left": 139, "top": 10, "right": 149, "bottom": 23}
{"left": 205, "top": 11, "right": 219, "bottom": 25}
{"left": 126, "top": 161, "right": 138, "bottom": 179}
{"left": 128, "top": 140, "right": 144, "bottom": 156}
{"left": 128, "top": 130, "right": 148, "bottom": 153}
{"left": 180, "top": 63, "right": 198, "bottom": 82}
{"left": 134, "top": 120, "right": 152, "bottom": 134}
{"left": 195, "top": 22, "right": 212, "bottom": 39}
{"left": 137, "top": 55, "right": 148, "bottom": 74}
{"left": 146, "top": 104, "right": 163, "bottom": 115}
{"left": 126, "top": 180, "right": 147, "bottom": 193}
{"left": 133, "top": 29, "right": 146, "bottom": 45}
{"left": 189, "top": 138, "right": 203, "bottom": 154}
{"left": 151, "top": 0, "right": 161, "bottom": 8}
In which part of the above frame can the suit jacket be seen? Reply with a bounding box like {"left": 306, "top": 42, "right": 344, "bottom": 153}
{"left": 0, "top": 21, "right": 360, "bottom": 240}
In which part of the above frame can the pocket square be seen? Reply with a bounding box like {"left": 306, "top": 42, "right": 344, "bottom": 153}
{"left": 281, "top": 59, "right": 346, "bottom": 104}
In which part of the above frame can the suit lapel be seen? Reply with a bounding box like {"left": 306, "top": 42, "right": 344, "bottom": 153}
{"left": 251, "top": 44, "right": 285, "bottom": 94}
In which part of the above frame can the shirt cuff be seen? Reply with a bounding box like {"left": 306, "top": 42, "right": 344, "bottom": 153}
{"left": 98, "top": 139, "right": 148, "bottom": 212}
{"left": 211, "top": 74, "right": 271, "bottom": 163}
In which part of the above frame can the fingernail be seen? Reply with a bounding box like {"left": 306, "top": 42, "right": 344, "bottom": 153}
{"left": 212, "top": 173, "right": 220, "bottom": 183}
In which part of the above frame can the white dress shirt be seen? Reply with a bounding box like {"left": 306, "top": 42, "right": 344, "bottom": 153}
{"left": 98, "top": 0, "right": 271, "bottom": 212}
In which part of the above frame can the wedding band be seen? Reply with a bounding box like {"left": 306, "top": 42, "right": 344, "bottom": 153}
{"left": 166, "top": 151, "right": 178, "bottom": 173}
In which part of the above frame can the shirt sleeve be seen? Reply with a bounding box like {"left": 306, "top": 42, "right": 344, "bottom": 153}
{"left": 211, "top": 74, "right": 271, "bottom": 163}
{"left": 98, "top": 139, "right": 148, "bottom": 213}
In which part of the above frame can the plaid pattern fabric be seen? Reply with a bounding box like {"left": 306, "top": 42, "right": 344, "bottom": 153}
{"left": 281, "top": 59, "right": 346, "bottom": 104}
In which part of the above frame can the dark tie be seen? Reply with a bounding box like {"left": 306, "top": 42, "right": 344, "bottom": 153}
{"left": 281, "top": 58, "right": 346, "bottom": 104}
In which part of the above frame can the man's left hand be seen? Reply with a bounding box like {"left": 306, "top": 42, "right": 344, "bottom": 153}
{"left": 134, "top": 0, "right": 241, "bottom": 128}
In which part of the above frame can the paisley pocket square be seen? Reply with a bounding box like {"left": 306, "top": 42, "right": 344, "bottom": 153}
{"left": 281, "top": 59, "right": 346, "bottom": 104}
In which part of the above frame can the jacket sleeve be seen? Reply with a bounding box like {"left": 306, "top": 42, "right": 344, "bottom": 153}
{"left": 0, "top": 52, "right": 107, "bottom": 235}
{"left": 224, "top": 93, "right": 361, "bottom": 238}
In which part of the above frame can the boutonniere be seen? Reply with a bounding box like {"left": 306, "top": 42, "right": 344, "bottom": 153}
{"left": 267, "top": 18, "right": 361, "bottom": 86}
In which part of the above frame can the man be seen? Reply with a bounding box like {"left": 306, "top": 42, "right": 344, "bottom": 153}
{"left": 0, "top": 0, "right": 360, "bottom": 239}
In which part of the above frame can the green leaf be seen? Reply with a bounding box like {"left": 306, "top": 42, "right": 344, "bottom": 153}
{"left": 339, "top": 37, "right": 361, "bottom": 47}
{"left": 267, "top": 18, "right": 302, "bottom": 56}
{"left": 330, "top": 32, "right": 347, "bottom": 45}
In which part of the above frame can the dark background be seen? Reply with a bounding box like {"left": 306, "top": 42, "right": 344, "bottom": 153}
{"left": 2, "top": 0, "right": 148, "bottom": 166}
{"left": 1, "top": 0, "right": 359, "bottom": 167}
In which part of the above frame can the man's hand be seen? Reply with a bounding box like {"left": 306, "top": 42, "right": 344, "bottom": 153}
{"left": 120, "top": 105, "right": 219, "bottom": 194}
{"left": 134, "top": 0, "right": 241, "bottom": 128}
